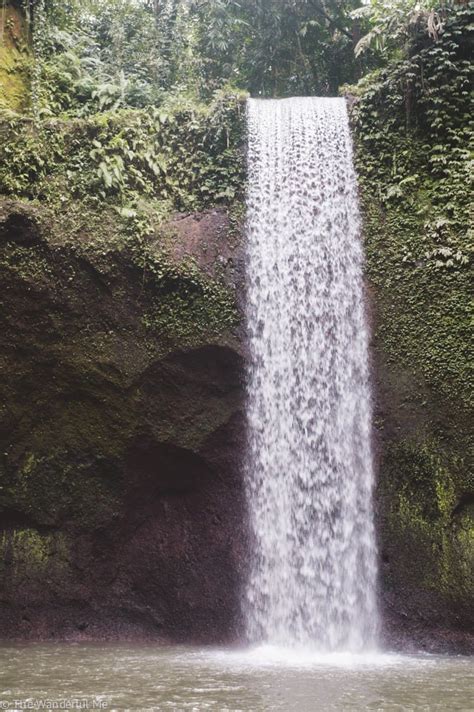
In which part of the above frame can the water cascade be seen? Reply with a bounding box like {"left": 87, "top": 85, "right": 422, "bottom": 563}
{"left": 245, "top": 97, "right": 378, "bottom": 651}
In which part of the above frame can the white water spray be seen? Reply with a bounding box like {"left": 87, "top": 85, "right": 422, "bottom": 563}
{"left": 244, "top": 97, "right": 378, "bottom": 651}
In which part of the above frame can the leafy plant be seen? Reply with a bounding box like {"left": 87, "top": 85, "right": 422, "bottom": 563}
{"left": 351, "top": 0, "right": 454, "bottom": 59}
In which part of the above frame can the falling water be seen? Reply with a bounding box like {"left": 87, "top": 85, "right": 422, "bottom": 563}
{"left": 244, "top": 97, "right": 378, "bottom": 651}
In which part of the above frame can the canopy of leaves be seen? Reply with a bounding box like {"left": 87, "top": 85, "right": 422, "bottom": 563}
{"left": 19, "top": 0, "right": 374, "bottom": 116}
{"left": 191, "top": 0, "right": 365, "bottom": 97}
{"left": 9, "top": 0, "right": 468, "bottom": 117}
{"left": 352, "top": 0, "right": 459, "bottom": 59}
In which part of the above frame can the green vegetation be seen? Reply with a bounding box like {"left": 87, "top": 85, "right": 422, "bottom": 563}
{"left": 0, "top": 2, "right": 31, "bottom": 111}
{"left": 0, "top": 528, "right": 72, "bottom": 590}
{"left": 0, "top": 93, "right": 245, "bottom": 225}
{"left": 0, "top": 0, "right": 472, "bottom": 631}
{"left": 353, "top": 1, "right": 472, "bottom": 443}
{"left": 21, "top": 0, "right": 366, "bottom": 111}
{"left": 2, "top": 1, "right": 468, "bottom": 225}
{"left": 140, "top": 257, "right": 238, "bottom": 342}
{"left": 351, "top": 3, "right": 473, "bottom": 612}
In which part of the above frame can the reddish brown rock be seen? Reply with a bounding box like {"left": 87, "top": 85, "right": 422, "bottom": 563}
{"left": 0, "top": 201, "right": 248, "bottom": 642}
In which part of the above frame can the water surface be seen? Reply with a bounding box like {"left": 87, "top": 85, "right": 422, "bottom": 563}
{"left": 0, "top": 643, "right": 472, "bottom": 711}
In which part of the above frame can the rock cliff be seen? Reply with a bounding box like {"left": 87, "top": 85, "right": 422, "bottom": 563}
{"left": 0, "top": 200, "right": 247, "bottom": 641}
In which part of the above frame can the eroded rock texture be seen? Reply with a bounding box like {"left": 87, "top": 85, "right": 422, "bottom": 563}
{"left": 0, "top": 201, "right": 247, "bottom": 641}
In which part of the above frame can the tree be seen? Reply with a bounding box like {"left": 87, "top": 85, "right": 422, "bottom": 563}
{"left": 192, "top": 0, "right": 364, "bottom": 96}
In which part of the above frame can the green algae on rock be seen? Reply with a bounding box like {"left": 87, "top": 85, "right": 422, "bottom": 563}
{"left": 0, "top": 2, "right": 31, "bottom": 113}
{"left": 0, "top": 199, "right": 246, "bottom": 641}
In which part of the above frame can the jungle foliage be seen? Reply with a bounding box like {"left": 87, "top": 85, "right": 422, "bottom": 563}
{"left": 352, "top": 3, "right": 473, "bottom": 606}
{"left": 12, "top": 0, "right": 466, "bottom": 116}
{"left": 22, "top": 0, "right": 365, "bottom": 110}
{"left": 0, "top": 1, "right": 471, "bottom": 227}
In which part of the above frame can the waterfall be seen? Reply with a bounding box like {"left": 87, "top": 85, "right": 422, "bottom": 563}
{"left": 244, "top": 97, "right": 378, "bottom": 652}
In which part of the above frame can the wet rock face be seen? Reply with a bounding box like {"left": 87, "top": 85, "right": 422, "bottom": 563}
{"left": 0, "top": 2, "right": 31, "bottom": 113}
{"left": 369, "top": 281, "right": 474, "bottom": 655}
{"left": 0, "top": 201, "right": 248, "bottom": 641}
{"left": 0, "top": 199, "right": 471, "bottom": 653}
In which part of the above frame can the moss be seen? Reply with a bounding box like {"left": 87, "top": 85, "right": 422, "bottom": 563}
{"left": 361, "top": 198, "right": 473, "bottom": 613}
{"left": 384, "top": 440, "right": 460, "bottom": 518}
{"left": 359, "top": 191, "right": 472, "bottom": 611}
{"left": 0, "top": 528, "right": 72, "bottom": 594}
{"left": 362, "top": 200, "right": 473, "bottom": 414}
{"left": 143, "top": 290, "right": 237, "bottom": 344}
{"left": 1, "top": 528, "right": 49, "bottom": 571}
{"left": 0, "top": 3, "right": 31, "bottom": 112}
{"left": 0, "top": 242, "right": 52, "bottom": 283}
{"left": 0, "top": 194, "right": 242, "bottom": 541}
{"left": 138, "top": 254, "right": 239, "bottom": 347}
{"left": 351, "top": 7, "right": 473, "bottom": 622}
{"left": 385, "top": 476, "right": 473, "bottom": 605}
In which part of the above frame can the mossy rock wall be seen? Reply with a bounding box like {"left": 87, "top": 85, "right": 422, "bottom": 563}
{"left": 352, "top": 6, "right": 473, "bottom": 650}
{"left": 0, "top": 2, "right": 31, "bottom": 112}
{"left": 0, "top": 93, "right": 249, "bottom": 641}
{"left": 0, "top": 199, "right": 247, "bottom": 641}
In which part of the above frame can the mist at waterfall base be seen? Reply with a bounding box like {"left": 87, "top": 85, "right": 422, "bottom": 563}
{"left": 244, "top": 97, "right": 378, "bottom": 654}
